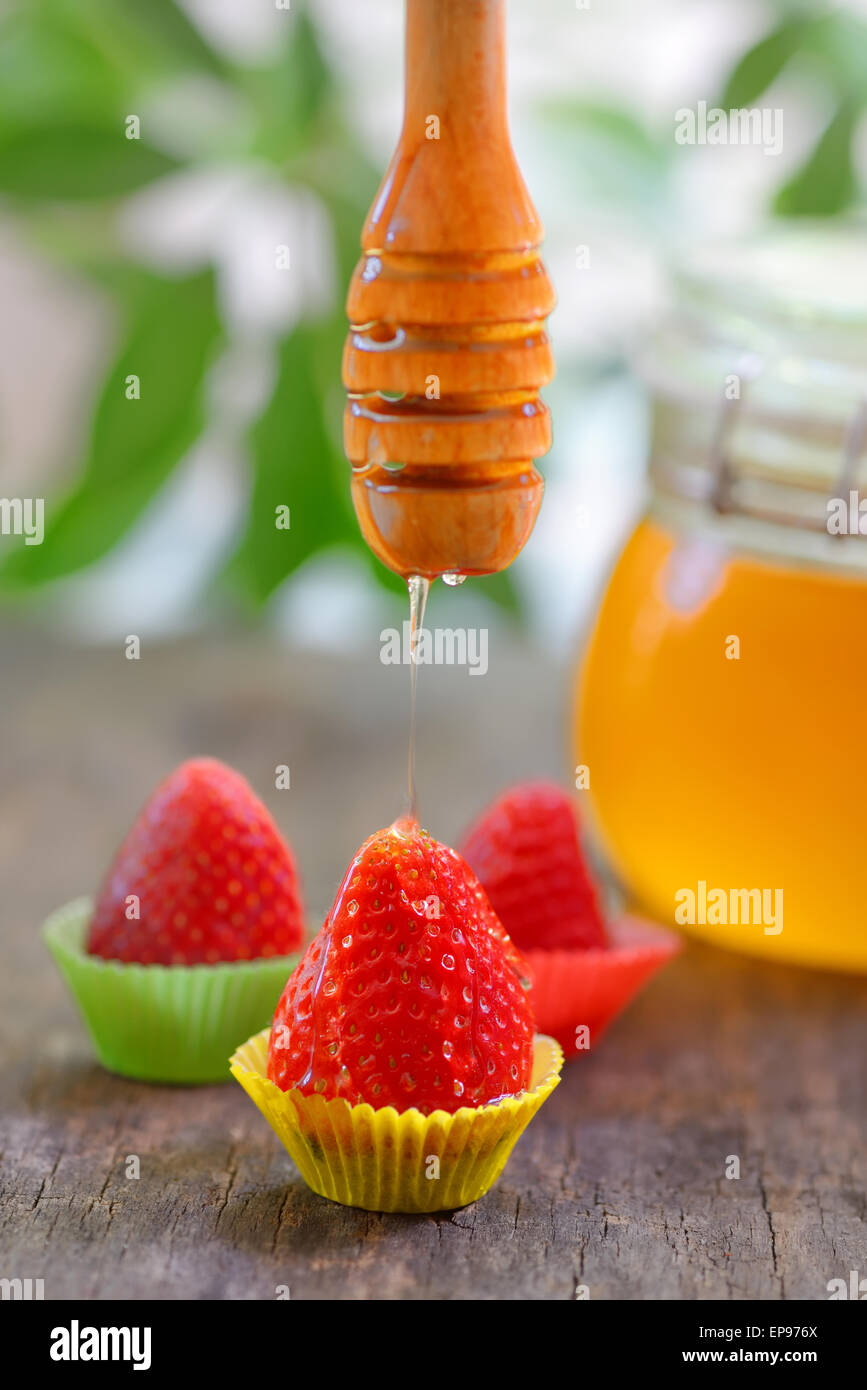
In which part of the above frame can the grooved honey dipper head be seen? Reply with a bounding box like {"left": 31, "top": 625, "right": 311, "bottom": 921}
{"left": 343, "top": 0, "right": 555, "bottom": 579}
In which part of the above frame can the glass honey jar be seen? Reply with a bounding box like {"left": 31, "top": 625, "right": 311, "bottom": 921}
{"left": 575, "top": 229, "right": 867, "bottom": 972}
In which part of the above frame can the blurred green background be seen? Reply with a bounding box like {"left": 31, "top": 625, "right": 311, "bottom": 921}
{"left": 0, "top": 0, "right": 864, "bottom": 645}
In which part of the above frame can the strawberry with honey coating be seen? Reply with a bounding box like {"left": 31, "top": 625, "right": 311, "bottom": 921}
{"left": 267, "top": 819, "right": 534, "bottom": 1115}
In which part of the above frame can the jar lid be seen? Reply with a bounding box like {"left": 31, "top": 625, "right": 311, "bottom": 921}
{"left": 639, "top": 226, "right": 867, "bottom": 567}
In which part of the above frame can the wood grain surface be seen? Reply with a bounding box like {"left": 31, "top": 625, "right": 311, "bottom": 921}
{"left": 1, "top": 627, "right": 864, "bottom": 1300}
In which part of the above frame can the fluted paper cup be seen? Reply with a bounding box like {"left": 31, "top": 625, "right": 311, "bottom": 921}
{"left": 526, "top": 915, "right": 682, "bottom": 1058}
{"left": 231, "top": 1027, "right": 563, "bottom": 1213}
{"left": 44, "top": 898, "right": 303, "bottom": 1084}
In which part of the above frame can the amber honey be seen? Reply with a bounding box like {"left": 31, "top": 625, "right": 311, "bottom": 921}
{"left": 577, "top": 517, "right": 867, "bottom": 972}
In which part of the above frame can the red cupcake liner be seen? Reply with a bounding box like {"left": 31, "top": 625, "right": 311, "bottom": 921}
{"left": 525, "top": 915, "right": 682, "bottom": 1059}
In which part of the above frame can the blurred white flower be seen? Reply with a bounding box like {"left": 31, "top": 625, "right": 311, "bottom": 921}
{"left": 118, "top": 165, "right": 336, "bottom": 334}
{"left": 270, "top": 549, "right": 387, "bottom": 653}
{"left": 46, "top": 438, "right": 244, "bottom": 641}
{"left": 180, "top": 0, "right": 288, "bottom": 64}
{"left": 139, "top": 74, "right": 256, "bottom": 162}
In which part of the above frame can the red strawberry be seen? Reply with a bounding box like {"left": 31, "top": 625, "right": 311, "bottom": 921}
{"left": 87, "top": 758, "right": 305, "bottom": 965}
{"left": 461, "top": 781, "right": 681, "bottom": 1058}
{"left": 460, "top": 781, "right": 608, "bottom": 952}
{"left": 267, "top": 819, "right": 534, "bottom": 1115}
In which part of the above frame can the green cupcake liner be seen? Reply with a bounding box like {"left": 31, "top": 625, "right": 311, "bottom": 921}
{"left": 43, "top": 898, "right": 303, "bottom": 1084}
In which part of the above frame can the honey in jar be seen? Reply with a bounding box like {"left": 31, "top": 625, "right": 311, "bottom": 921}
{"left": 577, "top": 231, "right": 867, "bottom": 973}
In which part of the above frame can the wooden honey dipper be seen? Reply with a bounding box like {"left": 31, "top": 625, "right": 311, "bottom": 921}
{"left": 343, "top": 0, "right": 555, "bottom": 580}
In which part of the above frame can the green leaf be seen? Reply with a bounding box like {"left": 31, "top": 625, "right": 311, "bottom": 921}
{"left": 227, "top": 323, "right": 355, "bottom": 605}
{"left": 720, "top": 12, "right": 867, "bottom": 111}
{"left": 774, "top": 103, "right": 858, "bottom": 216}
{"left": 0, "top": 123, "right": 180, "bottom": 199}
{"left": 0, "top": 0, "right": 227, "bottom": 130}
{"left": 279, "top": 6, "right": 332, "bottom": 132}
{"left": 807, "top": 12, "right": 867, "bottom": 104}
{"left": 472, "top": 567, "right": 522, "bottom": 617}
{"left": 108, "top": 0, "right": 227, "bottom": 78}
{"left": 0, "top": 9, "right": 124, "bottom": 125}
{"left": 540, "top": 98, "right": 663, "bottom": 162}
{"left": 720, "top": 20, "right": 805, "bottom": 108}
{"left": 0, "top": 270, "right": 222, "bottom": 587}
{"left": 50, "top": 0, "right": 227, "bottom": 82}
{"left": 536, "top": 98, "right": 669, "bottom": 211}
{"left": 245, "top": 5, "right": 334, "bottom": 164}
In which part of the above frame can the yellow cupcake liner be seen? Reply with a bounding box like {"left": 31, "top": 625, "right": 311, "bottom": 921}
{"left": 230, "top": 1029, "right": 563, "bottom": 1213}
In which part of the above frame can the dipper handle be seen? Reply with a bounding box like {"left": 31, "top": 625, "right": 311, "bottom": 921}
{"left": 343, "top": 0, "right": 555, "bottom": 579}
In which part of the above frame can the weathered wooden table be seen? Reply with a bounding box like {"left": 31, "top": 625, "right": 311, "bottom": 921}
{"left": 2, "top": 627, "right": 864, "bottom": 1299}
